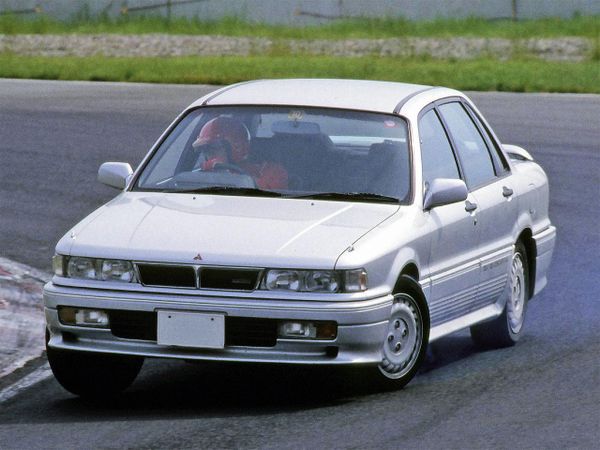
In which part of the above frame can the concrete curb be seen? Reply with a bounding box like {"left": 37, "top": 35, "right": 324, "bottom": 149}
{"left": 0, "top": 257, "right": 50, "bottom": 380}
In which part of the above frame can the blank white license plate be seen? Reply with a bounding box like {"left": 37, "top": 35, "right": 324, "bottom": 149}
{"left": 157, "top": 311, "right": 225, "bottom": 349}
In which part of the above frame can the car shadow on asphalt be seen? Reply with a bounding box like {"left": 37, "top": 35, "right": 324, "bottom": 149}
{"left": 52, "top": 360, "right": 378, "bottom": 418}
{"left": 29, "top": 334, "right": 487, "bottom": 421}
{"left": 421, "top": 333, "right": 480, "bottom": 374}
{"left": 0, "top": 334, "right": 490, "bottom": 424}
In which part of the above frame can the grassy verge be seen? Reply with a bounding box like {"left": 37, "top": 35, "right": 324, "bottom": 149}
{"left": 1, "top": 54, "right": 598, "bottom": 93}
{"left": 1, "top": 15, "right": 598, "bottom": 38}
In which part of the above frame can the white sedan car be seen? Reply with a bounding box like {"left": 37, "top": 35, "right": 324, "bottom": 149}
{"left": 44, "top": 79, "right": 556, "bottom": 397}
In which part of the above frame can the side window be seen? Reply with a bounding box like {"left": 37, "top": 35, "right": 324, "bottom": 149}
{"left": 418, "top": 108, "right": 460, "bottom": 189}
{"left": 464, "top": 104, "right": 510, "bottom": 173}
{"left": 439, "top": 102, "right": 496, "bottom": 189}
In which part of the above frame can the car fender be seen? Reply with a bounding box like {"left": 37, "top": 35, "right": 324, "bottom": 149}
{"left": 335, "top": 208, "right": 431, "bottom": 300}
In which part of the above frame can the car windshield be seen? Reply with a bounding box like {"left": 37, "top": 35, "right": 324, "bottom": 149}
{"left": 134, "top": 106, "right": 411, "bottom": 203}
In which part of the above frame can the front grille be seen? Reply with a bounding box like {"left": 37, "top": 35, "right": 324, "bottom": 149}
{"left": 108, "top": 311, "right": 277, "bottom": 347}
{"left": 135, "top": 264, "right": 261, "bottom": 291}
{"left": 200, "top": 268, "right": 260, "bottom": 291}
{"left": 137, "top": 264, "right": 196, "bottom": 288}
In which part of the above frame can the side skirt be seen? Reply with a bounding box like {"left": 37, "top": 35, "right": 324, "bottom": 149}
{"left": 429, "top": 303, "right": 503, "bottom": 342}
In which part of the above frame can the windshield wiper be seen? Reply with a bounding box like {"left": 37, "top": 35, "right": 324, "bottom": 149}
{"left": 175, "top": 186, "right": 283, "bottom": 197}
{"left": 291, "top": 192, "right": 399, "bottom": 203}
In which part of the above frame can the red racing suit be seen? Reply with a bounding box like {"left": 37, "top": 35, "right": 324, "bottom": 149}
{"left": 201, "top": 158, "right": 288, "bottom": 190}
{"left": 241, "top": 161, "right": 288, "bottom": 190}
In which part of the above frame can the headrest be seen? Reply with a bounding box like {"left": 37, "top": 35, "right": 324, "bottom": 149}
{"left": 272, "top": 120, "right": 321, "bottom": 135}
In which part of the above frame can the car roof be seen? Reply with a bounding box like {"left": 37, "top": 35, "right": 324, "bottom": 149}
{"left": 190, "top": 79, "right": 434, "bottom": 114}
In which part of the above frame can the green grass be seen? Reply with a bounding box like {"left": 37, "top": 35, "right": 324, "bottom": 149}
{"left": 1, "top": 54, "right": 598, "bottom": 93}
{"left": 2, "top": 13, "right": 598, "bottom": 93}
{"left": 1, "top": 14, "right": 598, "bottom": 38}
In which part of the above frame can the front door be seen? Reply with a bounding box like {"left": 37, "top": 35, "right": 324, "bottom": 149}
{"left": 419, "top": 106, "right": 481, "bottom": 327}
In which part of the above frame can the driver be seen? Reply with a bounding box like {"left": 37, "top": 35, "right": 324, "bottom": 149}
{"left": 192, "top": 117, "right": 288, "bottom": 190}
{"left": 192, "top": 137, "right": 231, "bottom": 171}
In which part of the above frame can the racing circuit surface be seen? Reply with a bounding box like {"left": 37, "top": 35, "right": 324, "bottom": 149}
{"left": 0, "top": 79, "right": 598, "bottom": 448}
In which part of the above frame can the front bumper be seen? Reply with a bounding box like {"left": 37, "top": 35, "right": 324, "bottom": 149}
{"left": 44, "top": 282, "right": 393, "bottom": 365}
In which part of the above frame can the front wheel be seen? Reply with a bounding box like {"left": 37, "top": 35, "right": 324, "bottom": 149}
{"left": 374, "top": 279, "right": 429, "bottom": 389}
{"left": 46, "top": 331, "right": 143, "bottom": 398}
{"left": 470, "top": 241, "right": 529, "bottom": 348}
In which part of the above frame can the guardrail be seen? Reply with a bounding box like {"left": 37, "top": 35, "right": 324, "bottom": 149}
{"left": 120, "top": 0, "right": 208, "bottom": 20}
{"left": 0, "top": 5, "right": 42, "bottom": 16}
{"left": 295, "top": 0, "right": 521, "bottom": 22}
{"left": 0, "top": 0, "right": 597, "bottom": 23}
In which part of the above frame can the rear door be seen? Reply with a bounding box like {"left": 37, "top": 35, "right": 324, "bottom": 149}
{"left": 437, "top": 101, "right": 516, "bottom": 312}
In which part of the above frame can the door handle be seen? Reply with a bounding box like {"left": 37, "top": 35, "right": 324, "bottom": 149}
{"left": 465, "top": 200, "right": 478, "bottom": 212}
{"left": 502, "top": 186, "right": 514, "bottom": 197}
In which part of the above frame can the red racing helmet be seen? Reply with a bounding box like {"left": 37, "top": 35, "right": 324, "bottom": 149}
{"left": 192, "top": 117, "right": 250, "bottom": 163}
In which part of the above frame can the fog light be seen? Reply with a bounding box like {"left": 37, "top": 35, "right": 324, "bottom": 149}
{"left": 278, "top": 321, "right": 337, "bottom": 340}
{"left": 58, "top": 307, "right": 109, "bottom": 328}
{"left": 279, "top": 321, "right": 317, "bottom": 338}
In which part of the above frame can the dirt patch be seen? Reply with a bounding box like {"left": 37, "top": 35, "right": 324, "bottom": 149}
{"left": 0, "top": 257, "right": 50, "bottom": 380}
{"left": 0, "top": 34, "right": 593, "bottom": 61}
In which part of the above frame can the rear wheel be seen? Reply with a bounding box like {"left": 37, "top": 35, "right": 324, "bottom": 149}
{"left": 46, "top": 331, "right": 143, "bottom": 398}
{"left": 470, "top": 241, "right": 529, "bottom": 348}
{"left": 374, "top": 277, "right": 429, "bottom": 389}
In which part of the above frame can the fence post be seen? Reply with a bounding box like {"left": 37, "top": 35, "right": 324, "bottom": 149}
{"left": 512, "top": 0, "right": 518, "bottom": 21}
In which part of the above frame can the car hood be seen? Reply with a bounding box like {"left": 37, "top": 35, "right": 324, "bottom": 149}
{"left": 59, "top": 192, "right": 400, "bottom": 268}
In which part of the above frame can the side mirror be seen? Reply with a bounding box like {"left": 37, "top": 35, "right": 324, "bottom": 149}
{"left": 503, "top": 144, "right": 534, "bottom": 162}
{"left": 98, "top": 162, "right": 133, "bottom": 190}
{"left": 423, "top": 178, "right": 468, "bottom": 210}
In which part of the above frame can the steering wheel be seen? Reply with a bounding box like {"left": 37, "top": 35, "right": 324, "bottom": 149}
{"left": 212, "top": 162, "right": 251, "bottom": 176}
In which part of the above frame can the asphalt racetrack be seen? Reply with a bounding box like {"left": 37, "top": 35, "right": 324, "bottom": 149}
{"left": 0, "top": 79, "right": 599, "bottom": 448}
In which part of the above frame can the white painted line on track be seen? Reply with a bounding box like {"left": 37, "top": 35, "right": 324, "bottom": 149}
{"left": 2, "top": 79, "right": 599, "bottom": 99}
{"left": 0, "top": 363, "right": 52, "bottom": 404}
{"left": 0, "top": 77, "right": 217, "bottom": 90}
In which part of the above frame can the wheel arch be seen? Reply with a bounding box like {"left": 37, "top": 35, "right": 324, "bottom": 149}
{"left": 392, "top": 272, "right": 430, "bottom": 338}
{"left": 399, "top": 263, "right": 420, "bottom": 282}
{"left": 517, "top": 228, "right": 536, "bottom": 299}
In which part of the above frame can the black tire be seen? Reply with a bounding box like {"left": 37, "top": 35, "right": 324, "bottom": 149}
{"left": 46, "top": 331, "right": 143, "bottom": 398}
{"left": 372, "top": 275, "right": 430, "bottom": 390}
{"left": 470, "top": 241, "right": 529, "bottom": 348}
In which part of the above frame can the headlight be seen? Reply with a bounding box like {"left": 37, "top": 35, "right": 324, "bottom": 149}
{"left": 305, "top": 271, "right": 339, "bottom": 292}
{"left": 263, "top": 269, "right": 366, "bottom": 293}
{"left": 265, "top": 270, "right": 301, "bottom": 291}
{"left": 67, "top": 257, "right": 97, "bottom": 279}
{"left": 59, "top": 255, "right": 136, "bottom": 283}
{"left": 101, "top": 259, "right": 135, "bottom": 282}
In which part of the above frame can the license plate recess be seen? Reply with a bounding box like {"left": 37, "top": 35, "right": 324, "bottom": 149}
{"left": 157, "top": 311, "right": 225, "bottom": 349}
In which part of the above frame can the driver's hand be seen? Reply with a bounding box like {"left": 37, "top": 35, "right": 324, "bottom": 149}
{"left": 201, "top": 156, "right": 227, "bottom": 171}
